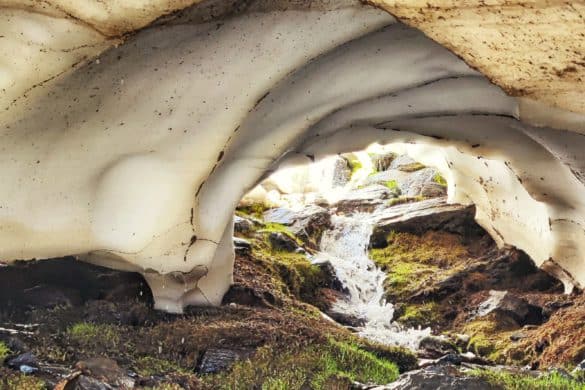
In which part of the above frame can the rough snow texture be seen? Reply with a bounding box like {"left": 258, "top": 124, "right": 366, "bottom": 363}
{"left": 1, "top": 0, "right": 584, "bottom": 311}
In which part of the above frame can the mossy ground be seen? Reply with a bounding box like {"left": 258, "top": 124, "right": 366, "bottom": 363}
{"left": 469, "top": 368, "right": 585, "bottom": 390}
{"left": 369, "top": 230, "right": 468, "bottom": 303}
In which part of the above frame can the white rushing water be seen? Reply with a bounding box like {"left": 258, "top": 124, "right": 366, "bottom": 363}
{"left": 313, "top": 213, "right": 431, "bottom": 350}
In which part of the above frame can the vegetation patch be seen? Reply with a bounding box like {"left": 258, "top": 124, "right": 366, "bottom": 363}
{"left": 0, "top": 341, "right": 10, "bottom": 362}
{"left": 134, "top": 356, "right": 187, "bottom": 376}
{"left": 68, "top": 322, "right": 121, "bottom": 348}
{"left": 468, "top": 368, "right": 585, "bottom": 390}
{"left": 0, "top": 371, "right": 45, "bottom": 390}
{"left": 236, "top": 203, "right": 271, "bottom": 219}
{"left": 203, "top": 339, "right": 399, "bottom": 390}
{"left": 384, "top": 180, "right": 401, "bottom": 196}
{"left": 461, "top": 313, "right": 525, "bottom": 364}
{"left": 396, "top": 302, "right": 441, "bottom": 328}
{"left": 348, "top": 158, "right": 363, "bottom": 178}
{"left": 370, "top": 231, "right": 468, "bottom": 301}
{"left": 433, "top": 173, "right": 448, "bottom": 187}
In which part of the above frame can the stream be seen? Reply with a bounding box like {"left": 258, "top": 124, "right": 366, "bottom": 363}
{"left": 312, "top": 213, "right": 431, "bottom": 350}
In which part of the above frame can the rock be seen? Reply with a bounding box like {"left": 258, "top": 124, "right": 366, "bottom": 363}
{"left": 196, "top": 348, "right": 254, "bottom": 374}
{"left": 334, "top": 185, "right": 394, "bottom": 214}
{"left": 389, "top": 155, "right": 421, "bottom": 172}
{"left": 477, "top": 290, "right": 544, "bottom": 326}
{"left": 384, "top": 364, "right": 498, "bottom": 389}
{"left": 325, "top": 310, "right": 366, "bottom": 328}
{"left": 234, "top": 215, "right": 254, "bottom": 234}
{"left": 418, "top": 336, "right": 459, "bottom": 359}
{"left": 399, "top": 168, "right": 437, "bottom": 197}
{"left": 75, "top": 358, "right": 134, "bottom": 389}
{"left": 263, "top": 205, "right": 331, "bottom": 245}
{"left": 268, "top": 232, "right": 299, "bottom": 252}
{"left": 67, "top": 375, "right": 114, "bottom": 390}
{"left": 222, "top": 285, "right": 278, "bottom": 308}
{"left": 233, "top": 237, "right": 252, "bottom": 254}
{"left": 21, "top": 284, "right": 82, "bottom": 309}
{"left": 370, "top": 152, "right": 397, "bottom": 172}
{"left": 371, "top": 197, "right": 478, "bottom": 246}
{"left": 420, "top": 182, "right": 447, "bottom": 198}
{"left": 6, "top": 352, "right": 38, "bottom": 370}
{"left": 331, "top": 156, "right": 352, "bottom": 187}
{"left": 312, "top": 259, "right": 346, "bottom": 293}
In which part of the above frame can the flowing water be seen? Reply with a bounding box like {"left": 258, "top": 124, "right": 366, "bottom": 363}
{"left": 313, "top": 213, "right": 431, "bottom": 350}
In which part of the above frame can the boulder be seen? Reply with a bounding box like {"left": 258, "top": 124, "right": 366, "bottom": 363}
{"left": 268, "top": 232, "right": 299, "bottom": 252}
{"left": 371, "top": 197, "right": 478, "bottom": 246}
{"left": 312, "top": 259, "right": 347, "bottom": 293}
{"left": 365, "top": 170, "right": 410, "bottom": 189}
{"left": 476, "top": 290, "right": 544, "bottom": 326}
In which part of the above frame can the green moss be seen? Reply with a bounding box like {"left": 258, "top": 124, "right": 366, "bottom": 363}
{"left": 357, "top": 342, "right": 418, "bottom": 373}
{"left": 370, "top": 231, "right": 468, "bottom": 300}
{"left": 236, "top": 203, "right": 270, "bottom": 219}
{"left": 134, "top": 356, "right": 186, "bottom": 376}
{"left": 396, "top": 302, "right": 441, "bottom": 328}
{"left": 0, "top": 341, "right": 10, "bottom": 362}
{"left": 348, "top": 158, "right": 363, "bottom": 178}
{"left": 204, "top": 339, "right": 399, "bottom": 390}
{"left": 469, "top": 369, "right": 585, "bottom": 390}
{"left": 386, "top": 196, "right": 425, "bottom": 207}
{"left": 462, "top": 315, "right": 524, "bottom": 364}
{"left": 68, "top": 322, "right": 120, "bottom": 348}
{"left": 1, "top": 373, "right": 46, "bottom": 390}
{"left": 433, "top": 173, "right": 448, "bottom": 187}
{"left": 384, "top": 180, "right": 402, "bottom": 197}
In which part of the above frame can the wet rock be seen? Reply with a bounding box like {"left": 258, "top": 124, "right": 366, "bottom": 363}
{"left": 477, "top": 290, "right": 544, "bottom": 326}
{"left": 234, "top": 215, "right": 254, "bottom": 234}
{"left": 312, "top": 259, "right": 346, "bottom": 293}
{"left": 196, "top": 348, "right": 254, "bottom": 374}
{"left": 263, "top": 205, "right": 331, "bottom": 245}
{"left": 418, "top": 336, "right": 459, "bottom": 359}
{"left": 75, "top": 358, "right": 134, "bottom": 388}
{"left": 233, "top": 237, "right": 252, "bottom": 254}
{"left": 325, "top": 310, "right": 366, "bottom": 327}
{"left": 571, "top": 359, "right": 585, "bottom": 377}
{"left": 382, "top": 364, "right": 498, "bottom": 389}
{"left": 6, "top": 352, "right": 38, "bottom": 370}
{"left": 268, "top": 232, "right": 299, "bottom": 252}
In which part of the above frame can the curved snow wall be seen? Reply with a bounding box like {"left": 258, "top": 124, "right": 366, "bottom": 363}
{"left": 1, "top": 0, "right": 584, "bottom": 312}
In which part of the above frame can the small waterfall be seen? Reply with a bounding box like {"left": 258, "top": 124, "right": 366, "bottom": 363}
{"left": 314, "top": 213, "right": 431, "bottom": 350}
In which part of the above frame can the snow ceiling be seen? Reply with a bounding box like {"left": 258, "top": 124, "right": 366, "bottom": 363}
{"left": 1, "top": 0, "right": 584, "bottom": 312}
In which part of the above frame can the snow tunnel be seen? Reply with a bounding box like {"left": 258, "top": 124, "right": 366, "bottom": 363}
{"left": 1, "top": 0, "right": 584, "bottom": 312}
